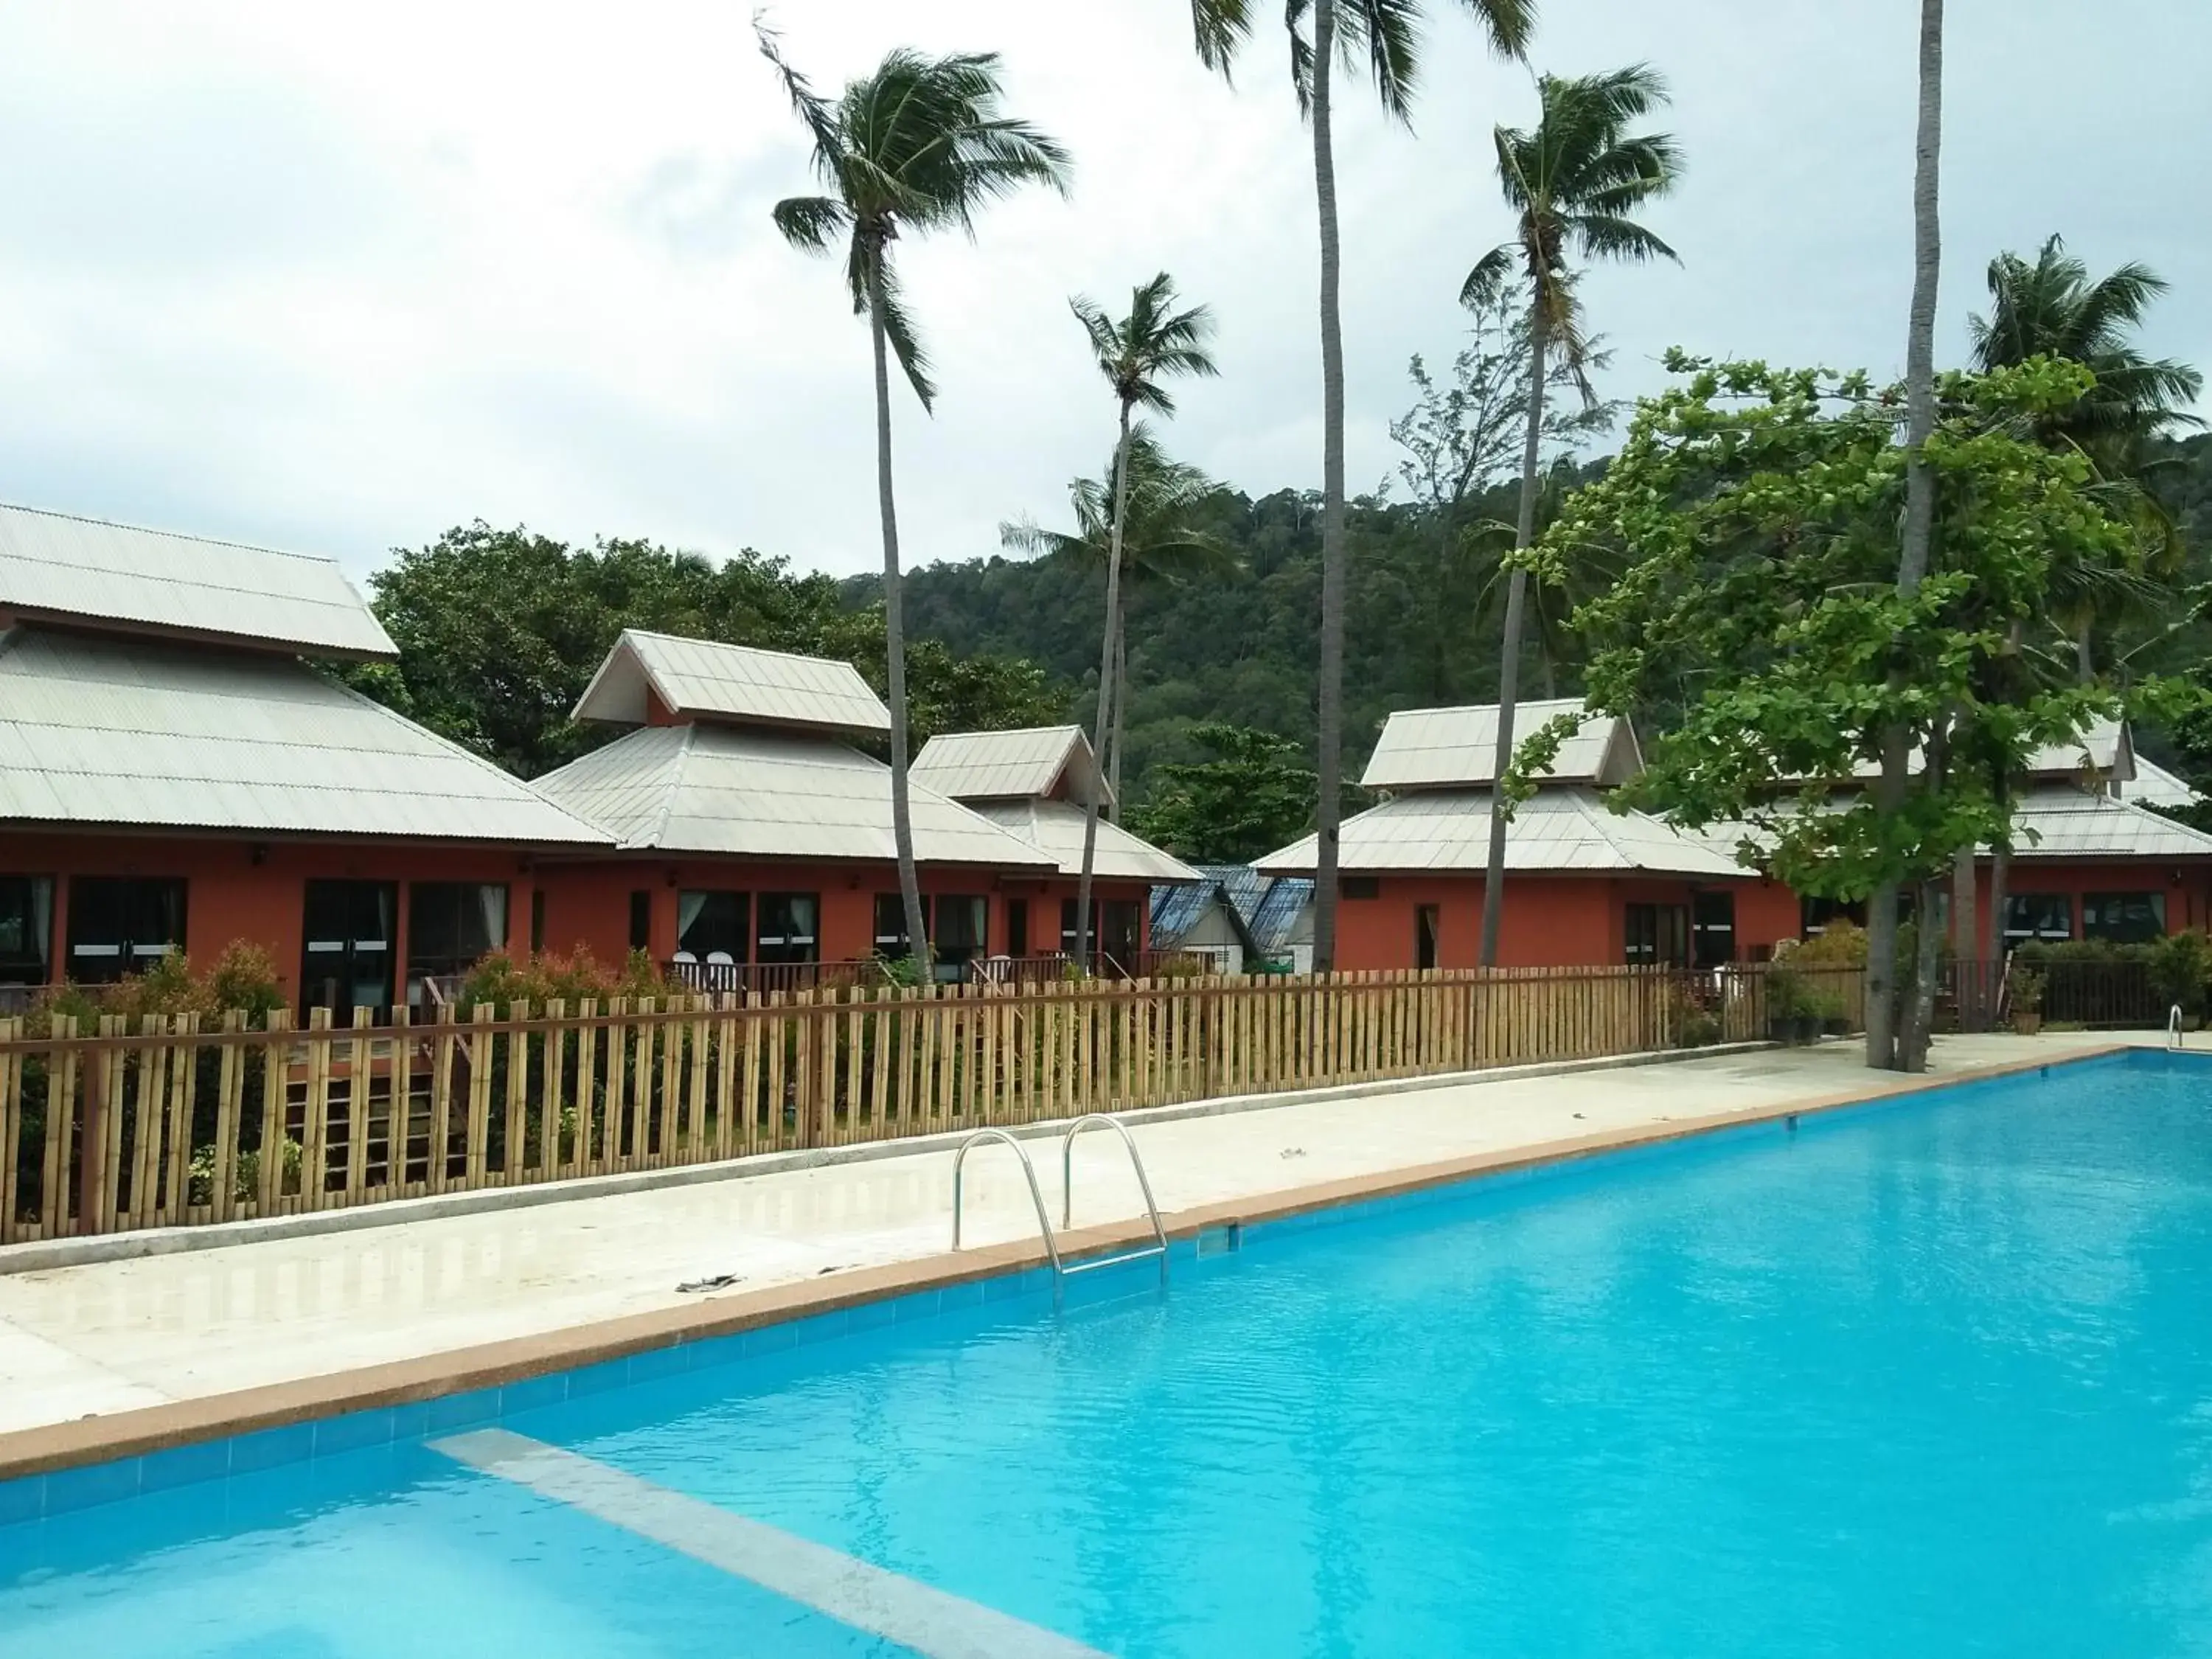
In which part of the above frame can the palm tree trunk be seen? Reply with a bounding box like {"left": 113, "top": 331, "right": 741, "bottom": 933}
{"left": 1868, "top": 0, "right": 1946, "bottom": 1071}
{"left": 1480, "top": 290, "right": 1550, "bottom": 968}
{"left": 1077, "top": 401, "right": 1136, "bottom": 972}
{"left": 2076, "top": 619, "right": 2094, "bottom": 683}
{"left": 868, "top": 256, "right": 928, "bottom": 972}
{"left": 1309, "top": 0, "right": 1346, "bottom": 976}
{"left": 1110, "top": 613, "right": 1127, "bottom": 825}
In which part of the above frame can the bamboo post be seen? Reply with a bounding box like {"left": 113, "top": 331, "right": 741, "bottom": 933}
{"left": 540, "top": 998, "right": 567, "bottom": 1180}
{"left": 464, "top": 1002, "right": 494, "bottom": 1186}
{"left": 389, "top": 1005, "right": 414, "bottom": 1193}
{"left": 259, "top": 1008, "right": 291, "bottom": 1211}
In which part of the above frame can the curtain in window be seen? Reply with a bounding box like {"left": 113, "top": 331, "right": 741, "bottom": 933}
{"left": 29, "top": 878, "right": 51, "bottom": 976}
{"left": 475, "top": 885, "right": 508, "bottom": 955}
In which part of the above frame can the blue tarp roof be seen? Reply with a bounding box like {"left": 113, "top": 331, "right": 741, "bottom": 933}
{"left": 1150, "top": 863, "right": 1312, "bottom": 957}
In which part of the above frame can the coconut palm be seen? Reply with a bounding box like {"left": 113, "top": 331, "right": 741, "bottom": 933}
{"left": 759, "top": 29, "right": 1069, "bottom": 968}
{"left": 1060, "top": 276, "right": 1218, "bottom": 969}
{"left": 1867, "top": 0, "right": 1945, "bottom": 1072}
{"left": 1002, "top": 431, "right": 1239, "bottom": 824}
{"left": 1189, "top": 0, "right": 1535, "bottom": 973}
{"left": 1969, "top": 235, "right": 2202, "bottom": 677}
{"left": 1462, "top": 64, "right": 1681, "bottom": 967}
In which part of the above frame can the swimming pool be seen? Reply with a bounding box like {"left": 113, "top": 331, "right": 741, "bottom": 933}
{"left": 2, "top": 1048, "right": 2206, "bottom": 1656}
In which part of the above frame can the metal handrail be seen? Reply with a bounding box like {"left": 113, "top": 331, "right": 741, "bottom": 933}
{"left": 1061, "top": 1113, "right": 1169, "bottom": 1284}
{"left": 2171, "top": 1004, "right": 2187, "bottom": 1050}
{"left": 950, "top": 1129, "right": 1061, "bottom": 1275}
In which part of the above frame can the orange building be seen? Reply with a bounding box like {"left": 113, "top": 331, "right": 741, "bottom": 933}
{"left": 1256, "top": 700, "right": 1797, "bottom": 972}
{"left": 0, "top": 504, "right": 614, "bottom": 1012}
{"left": 529, "top": 633, "right": 1188, "bottom": 982}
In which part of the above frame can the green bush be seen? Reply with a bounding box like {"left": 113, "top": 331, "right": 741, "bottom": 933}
{"left": 2148, "top": 930, "right": 2212, "bottom": 1019}
{"left": 456, "top": 946, "right": 681, "bottom": 1015}
{"left": 31, "top": 940, "right": 285, "bottom": 1032}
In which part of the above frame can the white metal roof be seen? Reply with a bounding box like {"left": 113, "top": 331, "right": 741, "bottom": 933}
{"left": 0, "top": 627, "right": 610, "bottom": 844}
{"left": 1360, "top": 700, "right": 1641, "bottom": 790}
{"left": 962, "top": 799, "right": 1198, "bottom": 883}
{"left": 532, "top": 722, "right": 1057, "bottom": 868}
{"left": 2023, "top": 718, "right": 2134, "bottom": 784}
{"left": 0, "top": 502, "right": 395, "bottom": 660}
{"left": 571, "top": 629, "right": 891, "bottom": 736}
{"left": 1256, "top": 786, "right": 1747, "bottom": 878}
{"left": 910, "top": 726, "right": 1107, "bottom": 804}
{"left": 2121, "top": 755, "right": 2201, "bottom": 810}
{"left": 2011, "top": 785, "right": 2212, "bottom": 861}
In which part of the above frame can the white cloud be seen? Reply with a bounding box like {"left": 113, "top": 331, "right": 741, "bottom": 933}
{"left": 0, "top": 0, "right": 2203, "bottom": 586}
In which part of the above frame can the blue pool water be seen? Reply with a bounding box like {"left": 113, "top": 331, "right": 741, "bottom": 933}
{"left": 6, "top": 1050, "right": 2212, "bottom": 1656}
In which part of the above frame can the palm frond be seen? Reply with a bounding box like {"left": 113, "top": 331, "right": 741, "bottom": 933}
{"left": 769, "top": 195, "right": 849, "bottom": 255}
{"left": 1340, "top": 0, "right": 1424, "bottom": 123}
{"left": 1460, "top": 244, "right": 1515, "bottom": 310}
{"left": 1451, "top": 0, "right": 1536, "bottom": 58}
{"left": 999, "top": 517, "right": 1086, "bottom": 560}
{"left": 1565, "top": 212, "right": 1679, "bottom": 265}
{"left": 1190, "top": 0, "right": 1256, "bottom": 76}
{"left": 754, "top": 16, "right": 844, "bottom": 181}
{"left": 873, "top": 255, "right": 936, "bottom": 409}
{"left": 1286, "top": 0, "right": 1315, "bottom": 114}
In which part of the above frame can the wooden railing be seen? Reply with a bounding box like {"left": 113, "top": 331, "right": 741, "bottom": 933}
{"left": 0, "top": 964, "right": 1843, "bottom": 1248}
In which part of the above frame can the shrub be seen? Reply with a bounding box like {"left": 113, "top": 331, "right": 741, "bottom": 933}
{"left": 32, "top": 941, "right": 287, "bottom": 1032}
{"left": 456, "top": 946, "right": 681, "bottom": 1015}
{"left": 1792, "top": 920, "right": 1868, "bottom": 969}
{"left": 2147, "top": 930, "right": 2212, "bottom": 1019}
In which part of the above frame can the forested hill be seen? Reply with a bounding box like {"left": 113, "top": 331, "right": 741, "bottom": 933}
{"left": 844, "top": 467, "right": 1576, "bottom": 807}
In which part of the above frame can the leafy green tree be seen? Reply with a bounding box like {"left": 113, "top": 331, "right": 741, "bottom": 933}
{"left": 1060, "top": 274, "right": 1219, "bottom": 970}
{"left": 1188, "top": 0, "right": 1535, "bottom": 973}
{"left": 759, "top": 27, "right": 1070, "bottom": 969}
{"left": 1001, "top": 428, "right": 1239, "bottom": 816}
{"left": 1514, "top": 355, "right": 2195, "bottom": 1071}
{"left": 1130, "top": 723, "right": 1318, "bottom": 865}
{"left": 1461, "top": 63, "right": 1682, "bottom": 967}
{"left": 351, "top": 523, "right": 1063, "bottom": 776}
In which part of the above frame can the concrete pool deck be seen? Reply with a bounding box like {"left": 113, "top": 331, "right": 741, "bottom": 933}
{"left": 0, "top": 1029, "right": 2148, "bottom": 1467}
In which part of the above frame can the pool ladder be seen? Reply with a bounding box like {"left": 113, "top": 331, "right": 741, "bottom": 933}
{"left": 950, "top": 1116, "right": 1170, "bottom": 1301}
{"left": 2171, "top": 1004, "right": 2187, "bottom": 1050}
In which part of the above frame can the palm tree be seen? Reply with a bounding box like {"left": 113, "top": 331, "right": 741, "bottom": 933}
{"left": 759, "top": 28, "right": 1070, "bottom": 970}
{"left": 1189, "top": 0, "right": 1535, "bottom": 973}
{"left": 1001, "top": 429, "right": 1239, "bottom": 824}
{"left": 1463, "top": 65, "right": 1681, "bottom": 967}
{"left": 1060, "top": 276, "right": 1218, "bottom": 970}
{"left": 1969, "top": 235, "right": 2202, "bottom": 677}
{"left": 1868, "top": 0, "right": 1945, "bottom": 1072}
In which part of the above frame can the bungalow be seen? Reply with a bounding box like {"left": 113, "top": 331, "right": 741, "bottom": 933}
{"left": 908, "top": 725, "right": 1197, "bottom": 970}
{"left": 1255, "top": 699, "right": 1798, "bottom": 971}
{"left": 528, "top": 631, "right": 1082, "bottom": 983}
{"left": 0, "top": 503, "right": 613, "bottom": 1009}
{"left": 1150, "top": 863, "right": 1317, "bottom": 975}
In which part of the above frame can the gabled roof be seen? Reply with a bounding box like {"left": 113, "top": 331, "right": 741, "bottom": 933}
{"left": 532, "top": 722, "right": 1055, "bottom": 868}
{"left": 572, "top": 629, "right": 891, "bottom": 737}
{"left": 1150, "top": 868, "right": 1263, "bottom": 953}
{"left": 911, "top": 726, "right": 1107, "bottom": 805}
{"left": 0, "top": 502, "right": 395, "bottom": 660}
{"left": 1256, "top": 786, "right": 1746, "bottom": 878}
{"left": 1360, "top": 699, "right": 1641, "bottom": 791}
{"left": 961, "top": 798, "right": 1197, "bottom": 883}
{"left": 2024, "top": 717, "right": 2133, "bottom": 785}
{"left": 2012, "top": 784, "right": 2212, "bottom": 860}
{"left": 0, "top": 627, "right": 608, "bottom": 845}
{"left": 2124, "top": 755, "right": 2201, "bottom": 811}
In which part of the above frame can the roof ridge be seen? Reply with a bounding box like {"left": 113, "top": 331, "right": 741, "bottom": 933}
{"left": 0, "top": 501, "right": 347, "bottom": 569}
{"left": 643, "top": 723, "right": 697, "bottom": 849}
{"left": 620, "top": 625, "right": 857, "bottom": 671}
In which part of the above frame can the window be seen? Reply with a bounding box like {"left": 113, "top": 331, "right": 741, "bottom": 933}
{"left": 407, "top": 882, "right": 507, "bottom": 1003}
{"left": 874, "top": 893, "right": 925, "bottom": 959}
{"left": 1801, "top": 896, "right": 1866, "bottom": 936}
{"left": 627, "top": 890, "right": 653, "bottom": 953}
{"left": 676, "top": 891, "right": 749, "bottom": 964}
{"left": 1692, "top": 891, "right": 1736, "bottom": 969}
{"left": 301, "top": 880, "right": 396, "bottom": 1015}
{"left": 1625, "top": 902, "right": 1688, "bottom": 967}
{"left": 1415, "top": 905, "right": 1440, "bottom": 972}
{"left": 66, "top": 877, "right": 185, "bottom": 985}
{"left": 1101, "top": 899, "right": 1141, "bottom": 974}
{"left": 2083, "top": 891, "right": 2165, "bottom": 945}
{"left": 2003, "top": 894, "right": 2073, "bottom": 945}
{"left": 0, "top": 877, "right": 54, "bottom": 986}
{"left": 1060, "top": 897, "right": 1093, "bottom": 956}
{"left": 1005, "top": 898, "right": 1029, "bottom": 959}
{"left": 1340, "top": 875, "right": 1380, "bottom": 901}
{"left": 933, "top": 895, "right": 988, "bottom": 981}
{"left": 755, "top": 893, "right": 819, "bottom": 965}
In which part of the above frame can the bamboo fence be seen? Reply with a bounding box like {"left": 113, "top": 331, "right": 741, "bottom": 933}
{"left": 0, "top": 962, "right": 1851, "bottom": 1246}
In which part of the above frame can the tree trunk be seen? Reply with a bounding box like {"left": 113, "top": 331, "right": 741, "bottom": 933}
{"left": 1310, "top": 0, "right": 1346, "bottom": 976}
{"left": 1110, "top": 613, "right": 1127, "bottom": 824}
{"left": 1870, "top": 0, "right": 1946, "bottom": 1069}
{"left": 1480, "top": 288, "right": 1550, "bottom": 967}
{"left": 1077, "top": 402, "right": 1136, "bottom": 972}
{"left": 869, "top": 256, "right": 928, "bottom": 972}
{"left": 1952, "top": 842, "right": 1979, "bottom": 1029}
{"left": 2076, "top": 619, "right": 2094, "bottom": 683}
{"left": 1906, "top": 874, "right": 1943, "bottom": 1069}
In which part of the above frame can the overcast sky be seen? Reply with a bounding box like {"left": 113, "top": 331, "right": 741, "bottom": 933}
{"left": 0, "top": 1, "right": 2205, "bottom": 587}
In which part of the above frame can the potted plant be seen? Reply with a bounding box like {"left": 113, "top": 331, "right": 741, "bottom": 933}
{"left": 1766, "top": 963, "right": 1815, "bottom": 1045}
{"left": 2009, "top": 967, "right": 2046, "bottom": 1036}
{"left": 1812, "top": 989, "right": 1850, "bottom": 1039}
